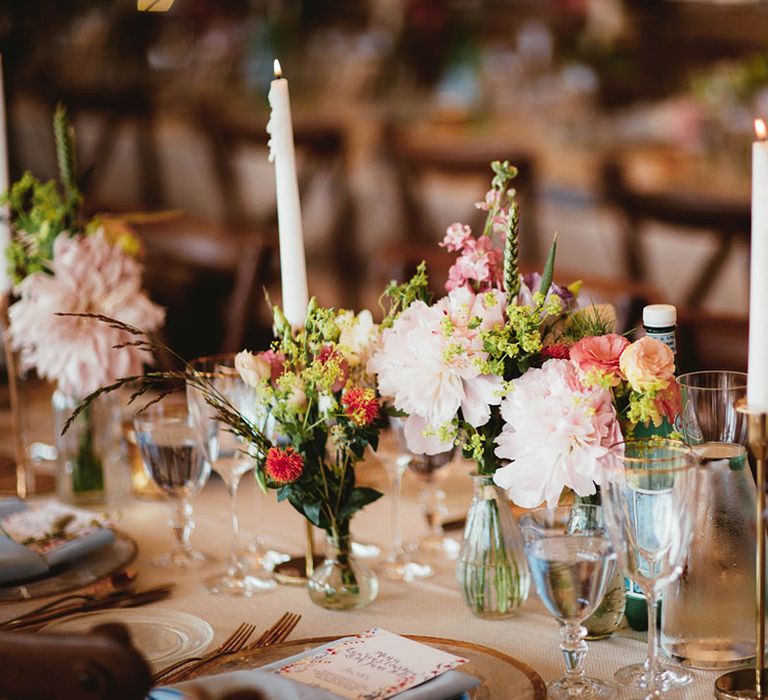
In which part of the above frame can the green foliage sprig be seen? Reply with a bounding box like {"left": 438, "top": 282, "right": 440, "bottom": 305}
{"left": 2, "top": 103, "right": 83, "bottom": 285}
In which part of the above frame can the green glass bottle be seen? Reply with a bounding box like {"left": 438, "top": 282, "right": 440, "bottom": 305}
{"left": 624, "top": 304, "right": 678, "bottom": 632}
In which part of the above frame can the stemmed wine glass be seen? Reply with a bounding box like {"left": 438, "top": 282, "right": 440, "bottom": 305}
{"left": 601, "top": 439, "right": 702, "bottom": 697}
{"left": 187, "top": 354, "right": 276, "bottom": 595}
{"left": 520, "top": 504, "right": 617, "bottom": 699}
{"left": 134, "top": 397, "right": 212, "bottom": 568}
{"left": 379, "top": 418, "right": 433, "bottom": 582}
{"left": 408, "top": 447, "right": 459, "bottom": 559}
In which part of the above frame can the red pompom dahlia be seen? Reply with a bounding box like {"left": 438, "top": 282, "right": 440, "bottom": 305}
{"left": 342, "top": 387, "right": 380, "bottom": 426}
{"left": 264, "top": 446, "right": 304, "bottom": 484}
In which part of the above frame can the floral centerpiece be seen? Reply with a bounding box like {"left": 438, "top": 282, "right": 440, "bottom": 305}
{"left": 66, "top": 299, "right": 386, "bottom": 610}
{"left": 3, "top": 105, "right": 164, "bottom": 503}
{"left": 369, "top": 161, "right": 680, "bottom": 620}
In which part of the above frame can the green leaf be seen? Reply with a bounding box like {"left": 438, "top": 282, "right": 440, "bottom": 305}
{"left": 539, "top": 232, "right": 558, "bottom": 299}
{"left": 339, "top": 486, "right": 383, "bottom": 521}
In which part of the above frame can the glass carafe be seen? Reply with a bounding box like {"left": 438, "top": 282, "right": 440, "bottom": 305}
{"left": 661, "top": 442, "right": 757, "bottom": 669}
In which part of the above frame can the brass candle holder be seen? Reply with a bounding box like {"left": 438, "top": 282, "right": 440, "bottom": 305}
{"left": 716, "top": 401, "right": 768, "bottom": 699}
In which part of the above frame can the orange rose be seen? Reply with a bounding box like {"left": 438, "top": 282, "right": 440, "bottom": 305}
{"left": 619, "top": 337, "right": 675, "bottom": 392}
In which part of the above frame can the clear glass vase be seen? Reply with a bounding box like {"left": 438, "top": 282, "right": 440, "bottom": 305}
{"left": 457, "top": 474, "right": 530, "bottom": 619}
{"left": 53, "top": 389, "right": 126, "bottom": 508}
{"left": 308, "top": 526, "right": 378, "bottom": 610}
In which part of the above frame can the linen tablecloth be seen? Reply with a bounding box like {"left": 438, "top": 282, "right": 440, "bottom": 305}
{"left": 1, "top": 460, "right": 723, "bottom": 699}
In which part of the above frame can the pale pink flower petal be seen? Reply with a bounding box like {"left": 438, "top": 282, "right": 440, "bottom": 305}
{"left": 9, "top": 230, "right": 164, "bottom": 396}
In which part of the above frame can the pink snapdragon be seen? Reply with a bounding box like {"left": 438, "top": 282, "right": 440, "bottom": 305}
{"left": 440, "top": 223, "right": 472, "bottom": 252}
{"left": 445, "top": 235, "right": 503, "bottom": 292}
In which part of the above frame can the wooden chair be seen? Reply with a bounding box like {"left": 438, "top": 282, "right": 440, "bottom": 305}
{"left": 46, "top": 85, "right": 165, "bottom": 211}
{"left": 195, "top": 104, "right": 358, "bottom": 308}
{"left": 601, "top": 159, "right": 750, "bottom": 310}
{"left": 676, "top": 310, "right": 748, "bottom": 373}
{"left": 0, "top": 623, "right": 151, "bottom": 700}
{"left": 131, "top": 213, "right": 267, "bottom": 362}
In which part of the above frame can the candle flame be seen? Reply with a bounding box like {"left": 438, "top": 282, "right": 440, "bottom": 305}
{"left": 756, "top": 118, "right": 767, "bottom": 141}
{"left": 274, "top": 59, "right": 282, "bottom": 79}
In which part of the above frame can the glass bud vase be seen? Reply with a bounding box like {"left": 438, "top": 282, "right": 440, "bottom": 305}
{"left": 308, "top": 525, "right": 378, "bottom": 610}
{"left": 53, "top": 389, "right": 126, "bottom": 508}
{"left": 457, "top": 474, "right": 530, "bottom": 619}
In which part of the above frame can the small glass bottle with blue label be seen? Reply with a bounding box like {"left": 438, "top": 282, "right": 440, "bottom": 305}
{"left": 624, "top": 304, "right": 679, "bottom": 631}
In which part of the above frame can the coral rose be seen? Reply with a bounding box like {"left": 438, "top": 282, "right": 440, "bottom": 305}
{"left": 619, "top": 337, "right": 675, "bottom": 392}
{"left": 570, "top": 334, "right": 630, "bottom": 386}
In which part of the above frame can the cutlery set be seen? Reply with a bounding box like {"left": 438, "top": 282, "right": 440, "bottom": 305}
{"left": 153, "top": 611, "right": 302, "bottom": 685}
{"left": 0, "top": 583, "right": 176, "bottom": 630}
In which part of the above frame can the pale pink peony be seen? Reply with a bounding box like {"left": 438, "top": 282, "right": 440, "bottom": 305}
{"left": 619, "top": 336, "right": 675, "bottom": 392}
{"left": 9, "top": 230, "right": 164, "bottom": 396}
{"left": 493, "top": 359, "right": 623, "bottom": 508}
{"left": 368, "top": 288, "right": 505, "bottom": 454}
{"left": 570, "top": 333, "right": 630, "bottom": 386}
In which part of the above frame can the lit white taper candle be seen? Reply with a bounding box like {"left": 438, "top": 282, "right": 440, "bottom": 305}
{"left": 267, "top": 59, "right": 308, "bottom": 329}
{"left": 748, "top": 118, "right": 768, "bottom": 410}
{"left": 0, "top": 55, "right": 11, "bottom": 294}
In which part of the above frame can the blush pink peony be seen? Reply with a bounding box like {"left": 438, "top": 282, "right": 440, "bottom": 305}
{"left": 368, "top": 288, "right": 505, "bottom": 454}
{"left": 493, "top": 359, "right": 623, "bottom": 508}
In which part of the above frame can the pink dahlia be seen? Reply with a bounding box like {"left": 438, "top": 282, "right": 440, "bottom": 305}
{"left": 265, "top": 446, "right": 304, "bottom": 484}
{"left": 9, "top": 230, "right": 164, "bottom": 396}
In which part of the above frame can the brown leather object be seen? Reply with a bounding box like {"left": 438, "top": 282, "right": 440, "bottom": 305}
{"left": 0, "top": 623, "right": 151, "bottom": 700}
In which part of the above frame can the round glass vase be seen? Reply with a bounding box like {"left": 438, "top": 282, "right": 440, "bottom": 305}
{"left": 456, "top": 473, "right": 530, "bottom": 619}
{"left": 308, "top": 525, "right": 378, "bottom": 611}
{"left": 53, "top": 389, "right": 126, "bottom": 508}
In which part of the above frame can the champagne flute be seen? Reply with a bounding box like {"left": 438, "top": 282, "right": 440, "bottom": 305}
{"left": 521, "top": 504, "right": 617, "bottom": 699}
{"left": 134, "top": 397, "right": 211, "bottom": 568}
{"left": 187, "top": 354, "right": 276, "bottom": 595}
{"left": 379, "top": 418, "right": 432, "bottom": 582}
{"left": 601, "top": 439, "right": 702, "bottom": 697}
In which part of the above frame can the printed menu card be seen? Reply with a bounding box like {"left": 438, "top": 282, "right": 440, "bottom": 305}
{"left": 275, "top": 628, "right": 469, "bottom": 699}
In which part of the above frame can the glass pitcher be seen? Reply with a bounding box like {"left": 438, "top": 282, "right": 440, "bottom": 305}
{"left": 661, "top": 442, "right": 757, "bottom": 669}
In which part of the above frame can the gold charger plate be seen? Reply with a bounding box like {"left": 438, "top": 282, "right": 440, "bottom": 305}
{"left": 0, "top": 530, "right": 138, "bottom": 602}
{"left": 189, "top": 634, "right": 547, "bottom": 699}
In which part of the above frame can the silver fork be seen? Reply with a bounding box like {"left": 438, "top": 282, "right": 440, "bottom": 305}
{"left": 152, "top": 621, "right": 256, "bottom": 685}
